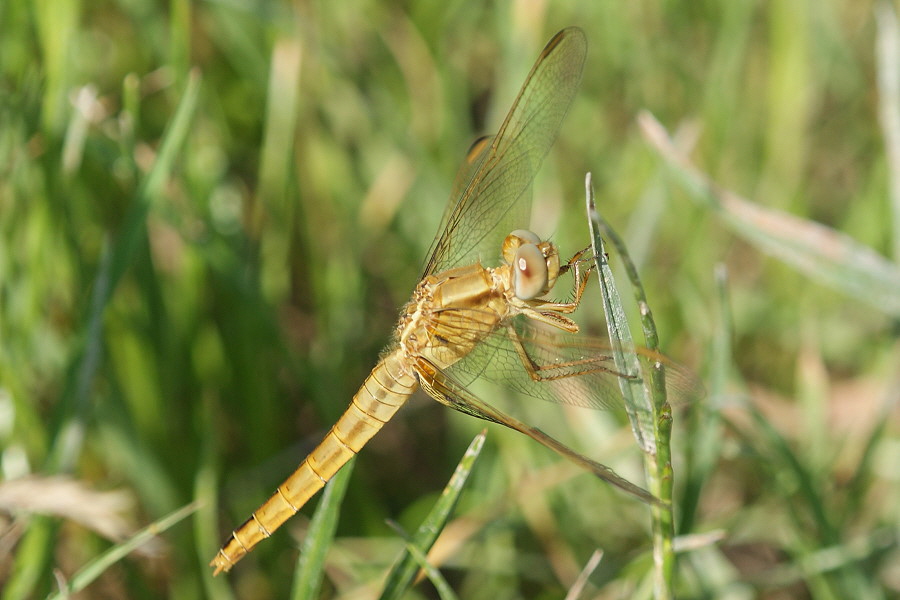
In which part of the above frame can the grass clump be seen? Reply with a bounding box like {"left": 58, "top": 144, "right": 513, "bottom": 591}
{"left": 1, "top": 2, "right": 898, "bottom": 598}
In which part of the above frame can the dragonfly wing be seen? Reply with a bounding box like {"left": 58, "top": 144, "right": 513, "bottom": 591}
{"left": 414, "top": 356, "right": 661, "bottom": 506}
{"left": 445, "top": 315, "right": 702, "bottom": 411}
{"left": 445, "top": 135, "right": 493, "bottom": 221}
{"left": 422, "top": 27, "right": 587, "bottom": 276}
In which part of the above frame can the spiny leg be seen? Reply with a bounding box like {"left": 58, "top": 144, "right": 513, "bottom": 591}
{"left": 512, "top": 245, "right": 636, "bottom": 382}
{"left": 533, "top": 245, "right": 595, "bottom": 314}
{"left": 505, "top": 323, "right": 636, "bottom": 383}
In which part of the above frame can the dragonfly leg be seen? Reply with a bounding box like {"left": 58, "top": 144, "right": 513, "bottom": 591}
{"left": 505, "top": 323, "right": 636, "bottom": 383}
{"left": 515, "top": 245, "right": 594, "bottom": 328}
{"left": 532, "top": 245, "right": 595, "bottom": 314}
{"left": 556, "top": 244, "right": 595, "bottom": 277}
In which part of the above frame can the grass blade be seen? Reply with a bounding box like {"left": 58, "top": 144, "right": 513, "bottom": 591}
{"left": 290, "top": 457, "right": 356, "bottom": 600}
{"left": 106, "top": 70, "right": 202, "bottom": 294}
{"left": 378, "top": 430, "right": 486, "bottom": 600}
{"left": 46, "top": 502, "right": 199, "bottom": 600}
{"left": 678, "top": 265, "right": 730, "bottom": 535}
{"left": 1, "top": 516, "right": 54, "bottom": 600}
{"left": 585, "top": 175, "right": 653, "bottom": 452}
{"left": 564, "top": 549, "right": 604, "bottom": 600}
{"left": 639, "top": 111, "right": 900, "bottom": 316}
{"left": 875, "top": 0, "right": 900, "bottom": 261}
{"left": 585, "top": 173, "right": 676, "bottom": 599}
{"left": 385, "top": 521, "right": 460, "bottom": 600}
{"left": 8, "top": 73, "right": 206, "bottom": 600}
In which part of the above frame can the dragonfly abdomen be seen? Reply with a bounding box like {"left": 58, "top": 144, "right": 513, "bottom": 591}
{"left": 211, "top": 350, "right": 417, "bottom": 574}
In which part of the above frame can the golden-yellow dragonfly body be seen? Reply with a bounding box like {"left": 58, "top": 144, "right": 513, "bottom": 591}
{"left": 212, "top": 27, "right": 681, "bottom": 575}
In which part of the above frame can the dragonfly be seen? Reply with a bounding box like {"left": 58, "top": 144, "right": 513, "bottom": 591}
{"left": 211, "top": 26, "right": 691, "bottom": 575}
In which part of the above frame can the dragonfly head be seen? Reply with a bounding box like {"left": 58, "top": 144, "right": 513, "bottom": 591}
{"left": 502, "top": 230, "right": 561, "bottom": 300}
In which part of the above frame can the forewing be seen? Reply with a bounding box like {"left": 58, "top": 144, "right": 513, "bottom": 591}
{"left": 422, "top": 28, "right": 587, "bottom": 276}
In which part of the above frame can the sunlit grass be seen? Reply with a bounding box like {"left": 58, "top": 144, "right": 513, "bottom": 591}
{"left": 1, "top": 2, "right": 898, "bottom": 599}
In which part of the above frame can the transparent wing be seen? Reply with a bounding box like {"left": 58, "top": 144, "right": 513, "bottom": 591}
{"left": 422, "top": 27, "right": 587, "bottom": 276}
{"left": 413, "top": 355, "right": 661, "bottom": 505}
{"left": 438, "top": 313, "right": 702, "bottom": 411}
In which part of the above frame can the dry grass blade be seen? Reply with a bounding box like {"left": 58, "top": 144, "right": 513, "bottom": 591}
{"left": 0, "top": 476, "right": 137, "bottom": 546}
{"left": 639, "top": 111, "right": 900, "bottom": 316}
{"left": 564, "top": 549, "right": 604, "bottom": 600}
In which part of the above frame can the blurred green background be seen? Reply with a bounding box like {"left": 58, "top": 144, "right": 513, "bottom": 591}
{"left": 1, "top": 0, "right": 898, "bottom": 598}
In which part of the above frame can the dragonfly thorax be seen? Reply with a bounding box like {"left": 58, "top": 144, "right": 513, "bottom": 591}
{"left": 394, "top": 230, "right": 568, "bottom": 373}
{"left": 395, "top": 263, "right": 509, "bottom": 370}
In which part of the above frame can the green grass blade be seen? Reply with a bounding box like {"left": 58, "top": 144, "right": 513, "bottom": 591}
{"left": 678, "top": 265, "right": 729, "bottom": 535}
{"left": 290, "top": 457, "right": 356, "bottom": 600}
{"left": 1, "top": 517, "right": 55, "bottom": 600}
{"left": 47, "top": 241, "right": 112, "bottom": 473}
{"left": 46, "top": 502, "right": 199, "bottom": 600}
{"left": 18, "top": 73, "right": 205, "bottom": 599}
{"left": 48, "top": 70, "right": 203, "bottom": 469}
{"left": 378, "top": 430, "right": 486, "bottom": 600}
{"left": 107, "top": 70, "right": 202, "bottom": 294}
{"left": 841, "top": 382, "right": 900, "bottom": 522}
{"left": 875, "top": 0, "right": 900, "bottom": 262}
{"left": 727, "top": 408, "right": 881, "bottom": 598}
{"left": 585, "top": 175, "right": 653, "bottom": 452}
{"left": 3, "top": 241, "right": 115, "bottom": 600}
{"left": 385, "top": 521, "right": 460, "bottom": 600}
{"left": 585, "top": 173, "right": 675, "bottom": 599}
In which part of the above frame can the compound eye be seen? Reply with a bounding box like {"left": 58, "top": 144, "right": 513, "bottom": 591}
{"left": 509, "top": 229, "right": 541, "bottom": 245}
{"left": 502, "top": 230, "right": 543, "bottom": 264}
{"left": 513, "top": 243, "right": 548, "bottom": 300}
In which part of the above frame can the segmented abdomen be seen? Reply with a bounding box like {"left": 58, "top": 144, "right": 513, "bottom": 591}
{"left": 210, "top": 350, "right": 417, "bottom": 574}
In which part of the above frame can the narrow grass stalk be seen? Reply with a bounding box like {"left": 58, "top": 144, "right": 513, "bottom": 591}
{"left": 107, "top": 70, "right": 202, "bottom": 291}
{"left": 385, "top": 521, "right": 459, "bottom": 600}
{"left": 678, "top": 265, "right": 729, "bottom": 535}
{"left": 196, "top": 441, "right": 235, "bottom": 600}
{"left": 290, "top": 457, "right": 356, "bottom": 600}
{"left": 875, "top": 0, "right": 900, "bottom": 262}
{"left": 585, "top": 173, "right": 674, "bottom": 599}
{"left": 3, "top": 240, "right": 114, "bottom": 600}
{"left": 1, "top": 516, "right": 54, "bottom": 600}
{"left": 378, "top": 430, "right": 486, "bottom": 600}
{"left": 563, "top": 549, "right": 604, "bottom": 600}
{"left": 737, "top": 407, "right": 884, "bottom": 598}
{"left": 843, "top": 380, "right": 900, "bottom": 521}
{"left": 46, "top": 502, "right": 200, "bottom": 600}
